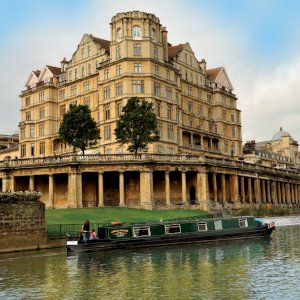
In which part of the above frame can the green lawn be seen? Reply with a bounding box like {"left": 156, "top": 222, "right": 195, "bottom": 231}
{"left": 46, "top": 207, "right": 210, "bottom": 225}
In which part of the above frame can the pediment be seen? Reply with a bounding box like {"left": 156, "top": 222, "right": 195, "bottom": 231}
{"left": 24, "top": 71, "right": 40, "bottom": 87}
{"left": 38, "top": 67, "right": 53, "bottom": 82}
{"left": 215, "top": 68, "right": 234, "bottom": 91}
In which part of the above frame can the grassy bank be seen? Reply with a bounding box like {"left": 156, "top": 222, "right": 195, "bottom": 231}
{"left": 46, "top": 207, "right": 210, "bottom": 225}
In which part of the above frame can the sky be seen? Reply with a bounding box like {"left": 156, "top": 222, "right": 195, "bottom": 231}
{"left": 1, "top": 0, "right": 300, "bottom": 143}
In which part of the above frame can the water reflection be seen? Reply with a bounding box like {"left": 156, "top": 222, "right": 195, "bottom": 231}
{"left": 0, "top": 226, "right": 300, "bottom": 300}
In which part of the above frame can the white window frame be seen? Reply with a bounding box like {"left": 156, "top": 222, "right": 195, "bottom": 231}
{"left": 165, "top": 224, "right": 181, "bottom": 235}
{"left": 197, "top": 222, "right": 207, "bottom": 231}
{"left": 133, "top": 226, "right": 151, "bottom": 237}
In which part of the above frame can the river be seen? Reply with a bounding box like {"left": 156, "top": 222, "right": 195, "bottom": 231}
{"left": 0, "top": 225, "right": 300, "bottom": 300}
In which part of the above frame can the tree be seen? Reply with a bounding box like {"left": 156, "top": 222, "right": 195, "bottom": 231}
{"left": 114, "top": 97, "right": 160, "bottom": 153}
{"left": 59, "top": 104, "right": 99, "bottom": 155}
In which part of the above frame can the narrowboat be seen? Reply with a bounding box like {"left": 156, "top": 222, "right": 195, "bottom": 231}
{"left": 66, "top": 216, "right": 275, "bottom": 254}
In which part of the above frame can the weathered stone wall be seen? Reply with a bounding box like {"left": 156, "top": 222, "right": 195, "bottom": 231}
{"left": 0, "top": 198, "right": 47, "bottom": 253}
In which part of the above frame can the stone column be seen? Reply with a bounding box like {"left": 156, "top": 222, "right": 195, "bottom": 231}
{"left": 165, "top": 171, "right": 171, "bottom": 207}
{"left": 49, "top": 174, "right": 54, "bottom": 208}
{"left": 68, "top": 171, "right": 82, "bottom": 208}
{"left": 271, "top": 181, "right": 277, "bottom": 204}
{"left": 2, "top": 174, "right": 14, "bottom": 192}
{"left": 295, "top": 185, "right": 299, "bottom": 204}
{"left": 212, "top": 173, "right": 218, "bottom": 202}
{"left": 29, "top": 176, "right": 35, "bottom": 192}
{"left": 282, "top": 182, "right": 286, "bottom": 204}
{"left": 286, "top": 183, "right": 291, "bottom": 204}
{"left": 254, "top": 178, "right": 261, "bottom": 204}
{"left": 292, "top": 184, "right": 295, "bottom": 204}
{"left": 240, "top": 176, "right": 245, "bottom": 203}
{"left": 98, "top": 172, "right": 104, "bottom": 207}
{"left": 261, "top": 180, "right": 266, "bottom": 204}
{"left": 221, "top": 174, "right": 226, "bottom": 204}
{"left": 197, "top": 170, "right": 209, "bottom": 210}
{"left": 181, "top": 171, "right": 187, "bottom": 204}
{"left": 277, "top": 181, "right": 281, "bottom": 204}
{"left": 230, "top": 175, "right": 239, "bottom": 205}
{"left": 119, "top": 171, "right": 125, "bottom": 207}
{"left": 248, "top": 177, "right": 253, "bottom": 203}
{"left": 267, "top": 180, "right": 271, "bottom": 203}
{"left": 140, "top": 170, "right": 153, "bottom": 209}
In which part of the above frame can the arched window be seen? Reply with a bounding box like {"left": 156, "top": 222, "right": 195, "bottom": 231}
{"left": 116, "top": 28, "right": 122, "bottom": 42}
{"left": 132, "top": 26, "right": 141, "bottom": 39}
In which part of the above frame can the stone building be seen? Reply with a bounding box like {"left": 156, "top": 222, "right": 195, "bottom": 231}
{"left": 19, "top": 11, "right": 242, "bottom": 159}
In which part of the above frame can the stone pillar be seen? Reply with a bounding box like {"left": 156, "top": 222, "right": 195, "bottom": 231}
{"left": 230, "top": 175, "right": 239, "bottom": 206}
{"left": 2, "top": 174, "right": 14, "bottom": 192}
{"left": 221, "top": 174, "right": 226, "bottom": 204}
{"left": 248, "top": 177, "right": 253, "bottom": 203}
{"left": 261, "top": 180, "right": 266, "bottom": 204}
{"left": 240, "top": 176, "right": 245, "bottom": 203}
{"left": 291, "top": 184, "right": 295, "bottom": 204}
{"left": 165, "top": 171, "right": 171, "bottom": 207}
{"left": 271, "top": 181, "right": 277, "bottom": 204}
{"left": 212, "top": 173, "right": 218, "bottom": 202}
{"left": 49, "top": 174, "right": 54, "bottom": 208}
{"left": 29, "top": 176, "right": 35, "bottom": 192}
{"left": 181, "top": 171, "right": 187, "bottom": 204}
{"left": 286, "top": 183, "right": 291, "bottom": 204}
{"left": 197, "top": 170, "right": 209, "bottom": 210}
{"left": 119, "top": 171, "right": 125, "bottom": 207}
{"left": 295, "top": 185, "right": 299, "bottom": 204}
{"left": 267, "top": 180, "right": 271, "bottom": 203}
{"left": 68, "top": 172, "right": 80, "bottom": 208}
{"left": 254, "top": 178, "right": 261, "bottom": 204}
{"left": 277, "top": 181, "right": 281, "bottom": 204}
{"left": 98, "top": 172, "right": 104, "bottom": 207}
{"left": 140, "top": 170, "right": 153, "bottom": 209}
{"left": 282, "top": 182, "right": 286, "bottom": 204}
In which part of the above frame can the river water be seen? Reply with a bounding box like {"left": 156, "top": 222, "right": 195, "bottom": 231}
{"left": 0, "top": 225, "right": 300, "bottom": 300}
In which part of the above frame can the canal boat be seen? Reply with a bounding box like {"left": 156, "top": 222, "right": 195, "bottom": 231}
{"left": 66, "top": 216, "right": 275, "bottom": 254}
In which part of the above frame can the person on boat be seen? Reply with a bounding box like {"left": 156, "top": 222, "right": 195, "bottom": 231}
{"left": 81, "top": 220, "right": 90, "bottom": 242}
{"left": 90, "top": 228, "right": 98, "bottom": 240}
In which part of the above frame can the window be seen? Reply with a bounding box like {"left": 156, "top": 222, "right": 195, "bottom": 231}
{"left": 105, "top": 104, "right": 110, "bottom": 120}
{"left": 104, "top": 69, "right": 109, "bottom": 80}
{"left": 75, "top": 69, "right": 78, "bottom": 79}
{"left": 214, "top": 220, "right": 223, "bottom": 230}
{"left": 116, "top": 101, "right": 123, "bottom": 117}
{"left": 197, "top": 222, "right": 207, "bottom": 231}
{"left": 29, "top": 125, "right": 34, "bottom": 138}
{"left": 166, "top": 87, "right": 172, "bottom": 100}
{"left": 132, "top": 26, "right": 141, "bottom": 39}
{"left": 39, "top": 141, "right": 45, "bottom": 155}
{"left": 133, "top": 44, "right": 141, "bottom": 56}
{"left": 116, "top": 147, "right": 124, "bottom": 154}
{"left": 151, "top": 29, "right": 157, "bottom": 41}
{"left": 134, "top": 63, "right": 142, "bottom": 73}
{"left": 198, "top": 105, "right": 203, "bottom": 116}
{"left": 154, "top": 82, "right": 160, "bottom": 96}
{"left": 232, "top": 127, "right": 235, "bottom": 138}
{"left": 133, "top": 226, "right": 151, "bottom": 237}
{"left": 189, "top": 116, "right": 193, "bottom": 127}
{"left": 156, "top": 101, "right": 161, "bottom": 117}
{"left": 239, "top": 219, "right": 248, "bottom": 228}
{"left": 207, "top": 94, "right": 212, "bottom": 103}
{"left": 31, "top": 143, "right": 35, "bottom": 156}
{"left": 187, "top": 87, "right": 192, "bottom": 96}
{"left": 20, "top": 127, "right": 25, "bottom": 140}
{"left": 88, "top": 64, "right": 91, "bottom": 75}
{"left": 26, "top": 111, "right": 31, "bottom": 121}
{"left": 82, "top": 66, "right": 85, "bottom": 77}
{"left": 132, "top": 80, "right": 144, "bottom": 94}
{"left": 70, "top": 85, "right": 77, "bottom": 96}
{"left": 116, "top": 65, "right": 122, "bottom": 76}
{"left": 157, "top": 122, "right": 162, "bottom": 138}
{"left": 69, "top": 70, "right": 72, "bottom": 81}
{"left": 87, "top": 46, "right": 91, "bottom": 57}
{"left": 167, "top": 104, "right": 172, "bottom": 119}
{"left": 231, "top": 112, "right": 235, "bottom": 122}
{"left": 25, "top": 97, "right": 31, "bottom": 106}
{"left": 115, "top": 82, "right": 123, "bottom": 96}
{"left": 167, "top": 124, "right": 174, "bottom": 140}
{"left": 59, "top": 89, "right": 65, "bottom": 100}
{"left": 168, "top": 148, "right": 175, "bottom": 154}
{"left": 39, "top": 107, "right": 45, "bottom": 119}
{"left": 21, "top": 145, "right": 26, "bottom": 157}
{"left": 104, "top": 86, "right": 110, "bottom": 99}
{"left": 116, "top": 46, "right": 121, "bottom": 59}
{"left": 154, "top": 47, "right": 158, "bottom": 59}
{"left": 155, "top": 145, "right": 164, "bottom": 153}
{"left": 81, "top": 47, "right": 84, "bottom": 59}
{"left": 222, "top": 96, "right": 226, "bottom": 106}
{"left": 208, "top": 108, "right": 212, "bottom": 119}
{"left": 222, "top": 110, "right": 226, "bottom": 121}
{"left": 214, "top": 124, "right": 218, "bottom": 134}
{"left": 198, "top": 89, "right": 202, "bottom": 100}
{"left": 39, "top": 92, "right": 45, "bottom": 102}
{"left": 116, "top": 28, "right": 122, "bottom": 41}
{"left": 165, "top": 224, "right": 181, "bottom": 234}
{"left": 60, "top": 104, "right": 66, "bottom": 117}
{"left": 84, "top": 97, "right": 90, "bottom": 107}
{"left": 83, "top": 81, "right": 90, "bottom": 91}
{"left": 39, "top": 124, "right": 45, "bottom": 137}
{"left": 104, "top": 124, "right": 111, "bottom": 140}
{"left": 166, "top": 70, "right": 170, "bottom": 80}
{"left": 154, "top": 65, "right": 159, "bottom": 76}
{"left": 188, "top": 101, "right": 193, "bottom": 113}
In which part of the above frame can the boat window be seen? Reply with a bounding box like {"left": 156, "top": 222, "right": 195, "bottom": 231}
{"left": 165, "top": 224, "right": 181, "bottom": 234}
{"left": 197, "top": 222, "right": 207, "bottom": 231}
{"left": 133, "top": 226, "right": 151, "bottom": 237}
{"left": 214, "top": 220, "right": 223, "bottom": 230}
{"left": 239, "top": 219, "right": 248, "bottom": 228}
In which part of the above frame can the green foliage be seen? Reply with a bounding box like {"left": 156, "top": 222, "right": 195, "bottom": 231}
{"left": 0, "top": 191, "right": 42, "bottom": 202}
{"left": 114, "top": 97, "right": 159, "bottom": 153}
{"left": 46, "top": 207, "right": 210, "bottom": 225}
{"left": 59, "top": 104, "right": 99, "bottom": 154}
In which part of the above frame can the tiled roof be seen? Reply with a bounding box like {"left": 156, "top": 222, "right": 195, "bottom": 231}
{"left": 206, "top": 67, "right": 222, "bottom": 81}
{"left": 168, "top": 44, "right": 184, "bottom": 58}
{"left": 32, "top": 70, "right": 41, "bottom": 78}
{"left": 46, "top": 65, "right": 62, "bottom": 76}
{"left": 90, "top": 35, "right": 111, "bottom": 53}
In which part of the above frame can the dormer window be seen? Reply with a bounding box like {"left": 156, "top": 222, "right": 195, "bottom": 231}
{"left": 116, "top": 28, "right": 122, "bottom": 42}
{"left": 132, "top": 26, "right": 141, "bottom": 39}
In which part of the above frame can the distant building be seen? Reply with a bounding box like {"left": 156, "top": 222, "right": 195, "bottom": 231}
{"left": 243, "top": 127, "right": 300, "bottom": 169}
{"left": 19, "top": 11, "right": 242, "bottom": 159}
{"left": 0, "top": 134, "right": 19, "bottom": 160}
